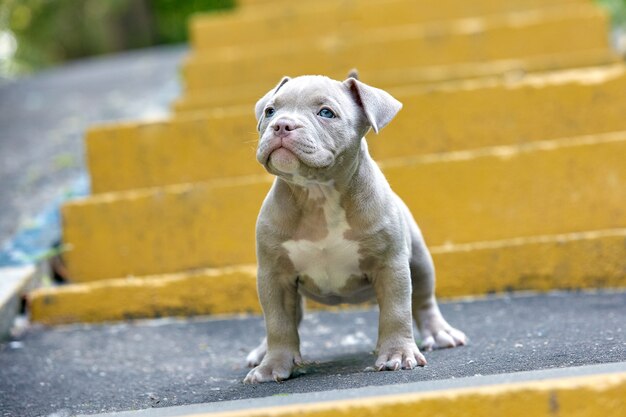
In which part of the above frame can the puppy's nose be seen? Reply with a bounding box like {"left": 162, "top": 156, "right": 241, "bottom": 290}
{"left": 272, "top": 118, "right": 299, "bottom": 136}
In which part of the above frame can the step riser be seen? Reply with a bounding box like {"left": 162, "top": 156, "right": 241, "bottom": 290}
{"left": 173, "top": 50, "right": 618, "bottom": 114}
{"left": 30, "top": 267, "right": 260, "bottom": 325}
{"left": 191, "top": 0, "right": 589, "bottom": 50}
{"left": 65, "top": 137, "right": 626, "bottom": 281}
{"left": 31, "top": 230, "right": 626, "bottom": 324}
{"left": 89, "top": 68, "right": 626, "bottom": 194}
{"left": 183, "top": 10, "right": 609, "bottom": 91}
{"left": 87, "top": 117, "right": 266, "bottom": 194}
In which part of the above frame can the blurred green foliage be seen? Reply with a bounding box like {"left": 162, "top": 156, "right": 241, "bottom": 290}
{"left": 0, "top": 0, "right": 233, "bottom": 77}
{"left": 598, "top": 0, "right": 626, "bottom": 25}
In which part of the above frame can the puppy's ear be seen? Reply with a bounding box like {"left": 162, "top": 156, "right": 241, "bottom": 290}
{"left": 255, "top": 76, "right": 291, "bottom": 131}
{"left": 343, "top": 78, "right": 402, "bottom": 134}
{"left": 347, "top": 68, "right": 359, "bottom": 80}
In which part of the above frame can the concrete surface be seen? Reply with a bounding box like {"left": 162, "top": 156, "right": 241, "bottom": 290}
{"left": 0, "top": 266, "right": 35, "bottom": 339}
{"left": 0, "top": 44, "right": 187, "bottom": 350}
{"left": 1, "top": 290, "right": 624, "bottom": 417}
{"left": 82, "top": 362, "right": 626, "bottom": 417}
{"left": 0, "top": 44, "right": 187, "bottom": 254}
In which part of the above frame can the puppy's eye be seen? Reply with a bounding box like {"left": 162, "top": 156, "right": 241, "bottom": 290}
{"left": 318, "top": 108, "right": 335, "bottom": 119}
{"left": 265, "top": 107, "right": 276, "bottom": 118}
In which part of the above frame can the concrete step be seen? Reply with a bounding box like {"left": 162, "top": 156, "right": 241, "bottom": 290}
{"left": 86, "top": 114, "right": 266, "bottom": 194}
{"left": 30, "top": 229, "right": 626, "bottom": 324}
{"left": 88, "top": 365, "right": 626, "bottom": 417}
{"left": 63, "top": 131, "right": 626, "bottom": 282}
{"left": 190, "top": 0, "right": 590, "bottom": 50}
{"left": 182, "top": 4, "right": 611, "bottom": 91}
{"left": 173, "top": 50, "right": 619, "bottom": 114}
{"left": 88, "top": 65, "right": 626, "bottom": 194}
{"left": 5, "top": 291, "right": 626, "bottom": 416}
{"left": 0, "top": 266, "right": 38, "bottom": 338}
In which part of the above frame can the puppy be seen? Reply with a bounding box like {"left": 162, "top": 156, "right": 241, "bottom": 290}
{"left": 244, "top": 74, "right": 466, "bottom": 383}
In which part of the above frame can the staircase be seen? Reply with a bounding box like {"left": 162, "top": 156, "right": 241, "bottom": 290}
{"left": 28, "top": 0, "right": 625, "bottom": 329}
{"left": 16, "top": 1, "right": 625, "bottom": 415}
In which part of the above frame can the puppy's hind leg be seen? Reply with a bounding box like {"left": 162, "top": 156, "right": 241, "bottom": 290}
{"left": 409, "top": 228, "right": 467, "bottom": 351}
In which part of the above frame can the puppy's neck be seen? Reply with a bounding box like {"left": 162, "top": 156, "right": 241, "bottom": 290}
{"left": 291, "top": 178, "right": 337, "bottom": 201}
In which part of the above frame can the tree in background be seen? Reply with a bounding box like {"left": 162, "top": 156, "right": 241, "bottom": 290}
{"left": 600, "top": 0, "right": 626, "bottom": 56}
{"left": 0, "top": 0, "right": 233, "bottom": 77}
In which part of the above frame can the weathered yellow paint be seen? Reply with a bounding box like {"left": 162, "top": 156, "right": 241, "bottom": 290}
{"left": 432, "top": 229, "right": 626, "bottom": 297}
{"left": 29, "top": 266, "right": 260, "bottom": 325}
{"left": 374, "top": 65, "right": 626, "bottom": 161}
{"left": 191, "top": 0, "right": 590, "bottom": 50}
{"left": 86, "top": 114, "right": 265, "bottom": 194}
{"left": 30, "top": 229, "right": 626, "bottom": 324}
{"left": 183, "top": 6, "right": 610, "bottom": 91}
{"left": 151, "top": 373, "right": 626, "bottom": 417}
{"left": 173, "top": 50, "right": 619, "bottom": 114}
{"left": 90, "top": 67, "right": 626, "bottom": 194}
{"left": 64, "top": 134, "right": 626, "bottom": 281}
{"left": 383, "top": 135, "right": 626, "bottom": 245}
{"left": 62, "top": 175, "right": 272, "bottom": 282}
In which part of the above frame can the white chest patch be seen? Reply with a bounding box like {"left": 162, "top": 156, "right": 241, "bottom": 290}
{"left": 282, "top": 185, "right": 361, "bottom": 294}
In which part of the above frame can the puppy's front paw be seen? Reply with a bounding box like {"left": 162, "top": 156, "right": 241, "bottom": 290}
{"left": 243, "top": 351, "right": 302, "bottom": 383}
{"left": 375, "top": 339, "right": 427, "bottom": 371}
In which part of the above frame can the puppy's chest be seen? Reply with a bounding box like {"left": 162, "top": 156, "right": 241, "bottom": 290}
{"left": 282, "top": 196, "right": 362, "bottom": 294}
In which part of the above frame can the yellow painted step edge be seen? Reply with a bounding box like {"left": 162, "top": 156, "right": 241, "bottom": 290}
{"left": 174, "top": 50, "right": 620, "bottom": 114}
{"left": 191, "top": 1, "right": 595, "bottom": 51}
{"left": 190, "top": 3, "right": 604, "bottom": 57}
{"left": 64, "top": 133, "right": 626, "bottom": 281}
{"left": 222, "top": 0, "right": 589, "bottom": 15}
{"left": 91, "top": 65, "right": 626, "bottom": 195}
{"left": 183, "top": 5, "right": 610, "bottom": 90}
{"left": 178, "top": 372, "right": 626, "bottom": 417}
{"left": 30, "top": 229, "right": 626, "bottom": 324}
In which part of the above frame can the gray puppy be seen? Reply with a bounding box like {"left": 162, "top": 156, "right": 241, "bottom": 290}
{"left": 244, "top": 75, "right": 466, "bottom": 384}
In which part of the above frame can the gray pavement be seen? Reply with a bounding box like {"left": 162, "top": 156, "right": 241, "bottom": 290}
{"left": 1, "top": 290, "right": 624, "bottom": 417}
{"left": 85, "top": 362, "right": 626, "bottom": 417}
{"left": 0, "top": 45, "right": 187, "bottom": 251}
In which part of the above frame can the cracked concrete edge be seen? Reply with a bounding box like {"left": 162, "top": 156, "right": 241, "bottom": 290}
{"left": 0, "top": 264, "right": 40, "bottom": 339}
{"left": 81, "top": 362, "right": 626, "bottom": 417}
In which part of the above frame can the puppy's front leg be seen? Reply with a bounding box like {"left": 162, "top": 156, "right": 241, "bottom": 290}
{"left": 373, "top": 263, "right": 427, "bottom": 371}
{"left": 244, "top": 269, "right": 303, "bottom": 383}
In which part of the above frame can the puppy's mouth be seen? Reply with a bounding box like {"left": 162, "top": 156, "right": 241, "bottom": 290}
{"left": 267, "top": 146, "right": 301, "bottom": 174}
{"left": 258, "top": 135, "right": 335, "bottom": 173}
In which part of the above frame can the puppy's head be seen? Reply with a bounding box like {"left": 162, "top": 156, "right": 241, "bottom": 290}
{"left": 255, "top": 75, "right": 402, "bottom": 183}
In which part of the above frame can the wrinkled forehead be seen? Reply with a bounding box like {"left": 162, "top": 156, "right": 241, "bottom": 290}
{"left": 272, "top": 76, "right": 353, "bottom": 109}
